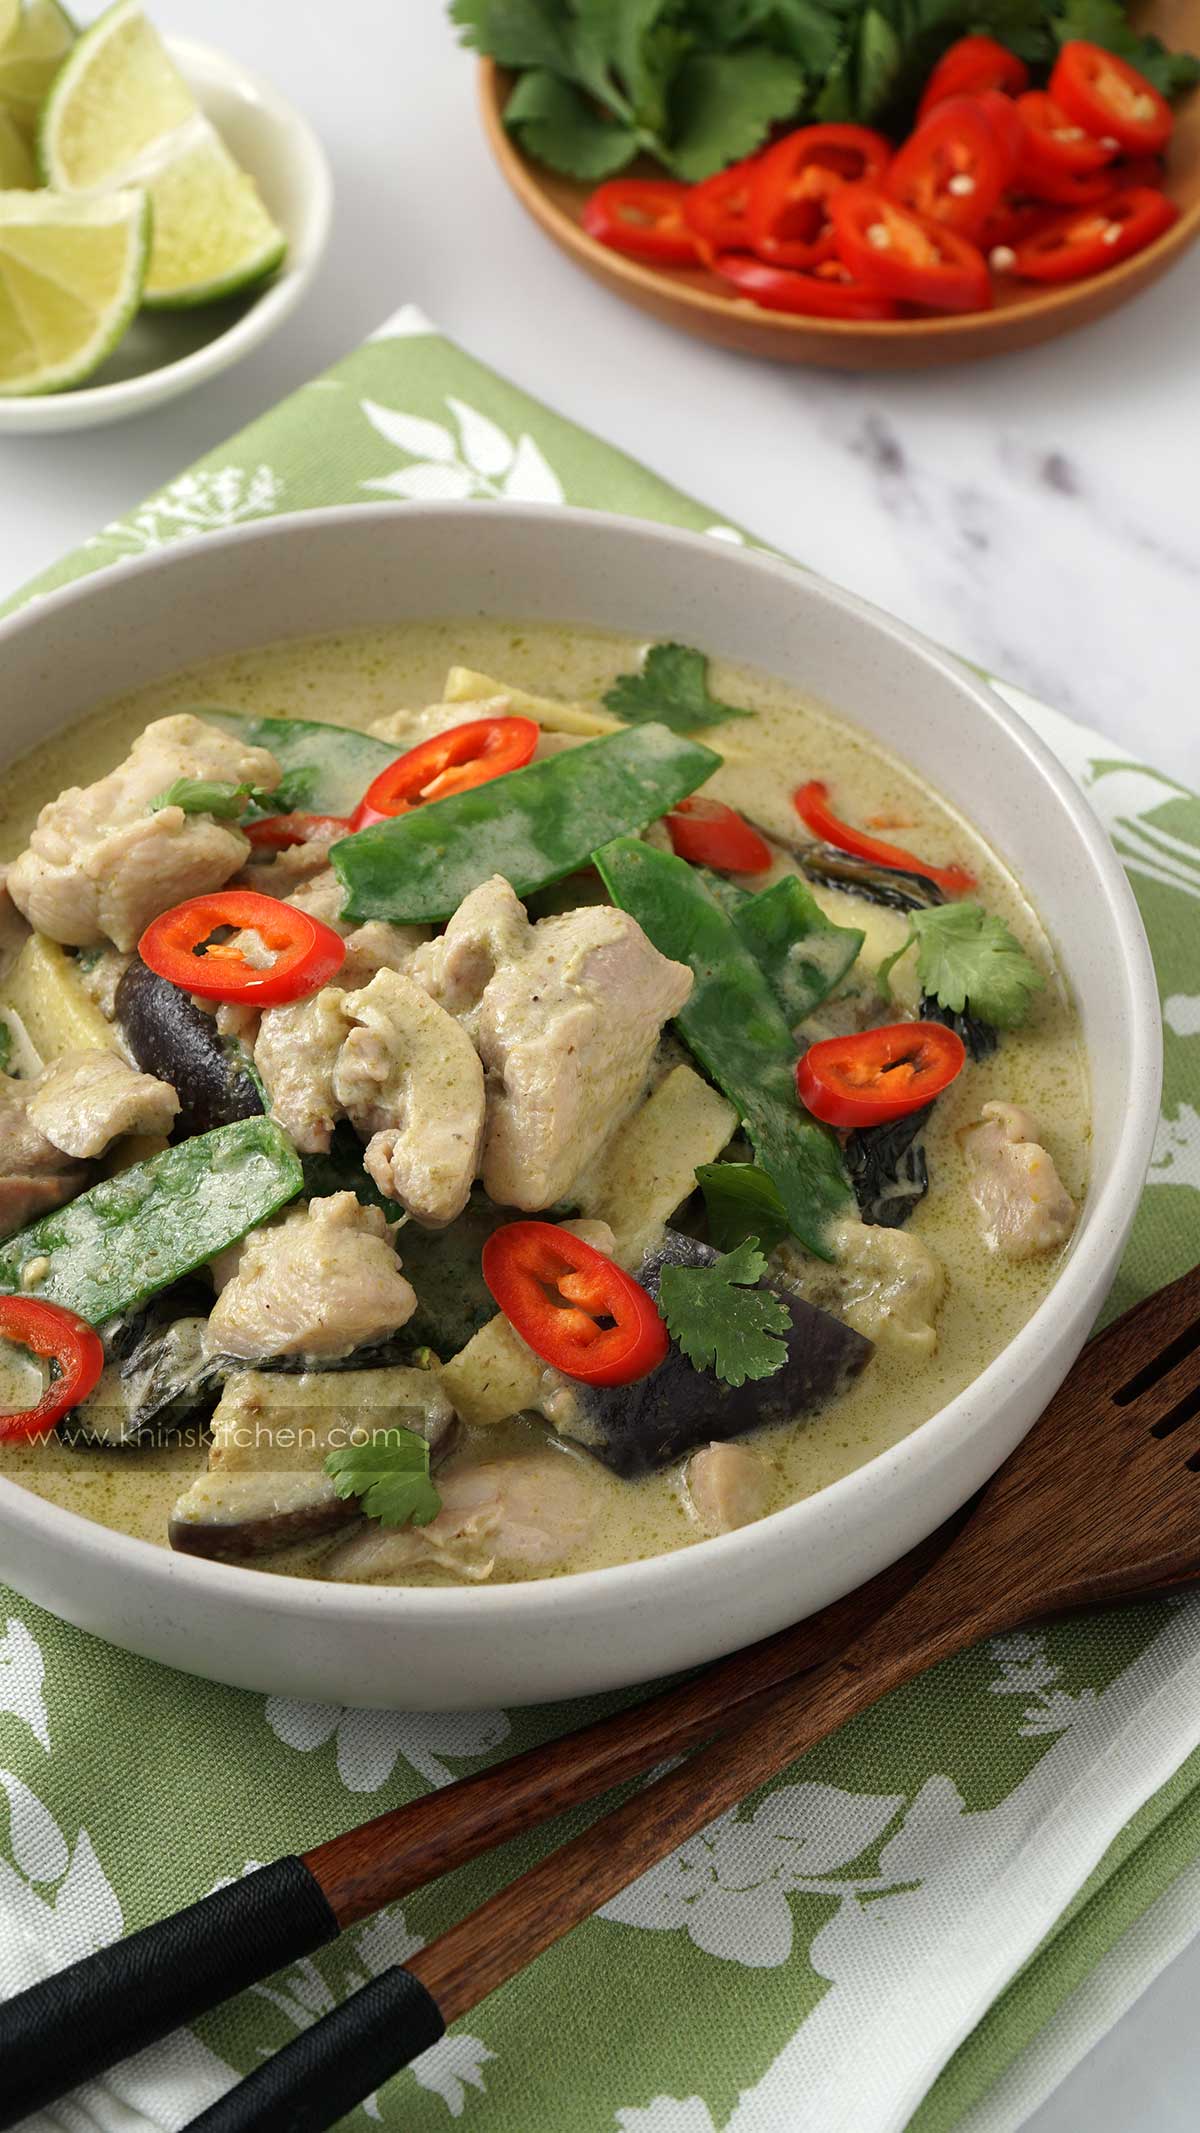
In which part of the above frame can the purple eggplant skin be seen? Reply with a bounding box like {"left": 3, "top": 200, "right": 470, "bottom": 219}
{"left": 542, "top": 1231, "right": 873, "bottom": 1479}
{"left": 116, "top": 957, "right": 264, "bottom": 1141}
{"left": 169, "top": 1495, "right": 360, "bottom": 1561}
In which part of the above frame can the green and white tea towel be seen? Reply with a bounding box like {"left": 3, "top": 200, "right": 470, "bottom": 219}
{"left": 3, "top": 306, "right": 1199, "bottom": 2133}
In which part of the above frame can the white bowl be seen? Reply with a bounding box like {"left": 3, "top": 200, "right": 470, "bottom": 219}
{"left": 0, "top": 35, "right": 332, "bottom": 434}
{"left": 0, "top": 504, "right": 1162, "bottom": 1707}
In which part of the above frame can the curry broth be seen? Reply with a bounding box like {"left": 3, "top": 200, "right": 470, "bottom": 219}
{"left": 0, "top": 620, "right": 1089, "bottom": 1582}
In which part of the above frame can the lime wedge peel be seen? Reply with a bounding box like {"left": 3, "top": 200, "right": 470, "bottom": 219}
{"left": 0, "top": 0, "right": 74, "bottom": 131}
{"left": 40, "top": 0, "right": 286, "bottom": 307}
{"left": 0, "top": 186, "right": 148, "bottom": 395}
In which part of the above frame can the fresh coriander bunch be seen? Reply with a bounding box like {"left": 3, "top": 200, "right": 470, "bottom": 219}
{"left": 451, "top": 0, "right": 809, "bottom": 181}
{"left": 451, "top": 0, "right": 1199, "bottom": 183}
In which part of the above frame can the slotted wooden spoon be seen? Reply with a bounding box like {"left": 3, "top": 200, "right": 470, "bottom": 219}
{"left": 5, "top": 1262, "right": 1200, "bottom": 2133}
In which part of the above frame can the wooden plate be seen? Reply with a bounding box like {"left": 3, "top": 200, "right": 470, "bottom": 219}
{"left": 479, "top": 9, "right": 1200, "bottom": 370}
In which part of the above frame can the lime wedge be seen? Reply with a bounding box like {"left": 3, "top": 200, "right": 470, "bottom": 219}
{"left": 0, "top": 0, "right": 74, "bottom": 133}
{"left": 0, "top": 2, "right": 19, "bottom": 54}
{"left": 0, "top": 106, "right": 36, "bottom": 184}
{"left": 0, "top": 186, "right": 148, "bottom": 394}
{"left": 135, "top": 119, "right": 286, "bottom": 305}
{"left": 40, "top": 0, "right": 285, "bottom": 306}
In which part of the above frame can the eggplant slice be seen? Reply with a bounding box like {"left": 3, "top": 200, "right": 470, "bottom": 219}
{"left": 538, "top": 1230, "right": 872, "bottom": 1478}
{"left": 169, "top": 1364, "right": 458, "bottom": 1560}
{"left": 116, "top": 958, "right": 264, "bottom": 1140}
{"left": 797, "top": 845, "right": 945, "bottom": 913}
{"left": 63, "top": 1280, "right": 222, "bottom": 1449}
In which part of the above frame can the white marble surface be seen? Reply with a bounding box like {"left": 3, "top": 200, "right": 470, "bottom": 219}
{"left": 2, "top": 1, "right": 1199, "bottom": 2125}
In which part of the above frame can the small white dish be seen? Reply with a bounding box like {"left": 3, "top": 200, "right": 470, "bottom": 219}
{"left": 0, "top": 34, "right": 332, "bottom": 433}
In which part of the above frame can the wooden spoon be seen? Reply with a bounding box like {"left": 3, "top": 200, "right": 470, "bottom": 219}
{"left": 5, "top": 1262, "right": 1199, "bottom": 2132}
{"left": 182, "top": 1257, "right": 1200, "bottom": 2133}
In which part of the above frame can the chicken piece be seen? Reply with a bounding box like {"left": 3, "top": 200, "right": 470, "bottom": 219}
{"left": 324, "top": 1450, "right": 599, "bottom": 1584}
{"left": 477, "top": 905, "right": 694, "bottom": 1211}
{"left": 205, "top": 1193, "right": 417, "bottom": 1361}
{"left": 0, "top": 1075, "right": 86, "bottom": 1237}
{"left": 285, "top": 871, "right": 427, "bottom": 979}
{"left": 334, "top": 969, "right": 485, "bottom": 1228}
{"left": 286, "top": 870, "right": 355, "bottom": 936}
{"left": 214, "top": 1001, "right": 261, "bottom": 1045}
{"left": 25, "top": 1048, "right": 179, "bottom": 1159}
{"left": 339, "top": 919, "right": 428, "bottom": 989}
{"left": 960, "top": 1101, "right": 1078, "bottom": 1258}
{"left": 685, "top": 1442, "right": 773, "bottom": 1536}
{"left": 784, "top": 1216, "right": 946, "bottom": 1361}
{"left": 7, "top": 715, "right": 280, "bottom": 952}
{"left": 407, "top": 874, "right": 532, "bottom": 1036}
{"left": 254, "top": 988, "right": 352, "bottom": 1155}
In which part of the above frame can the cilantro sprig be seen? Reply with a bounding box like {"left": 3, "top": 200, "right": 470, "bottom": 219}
{"left": 454, "top": 0, "right": 805, "bottom": 181}
{"left": 452, "top": 0, "right": 1197, "bottom": 182}
{"left": 148, "top": 768, "right": 318, "bottom": 821}
{"left": 658, "top": 1237, "right": 790, "bottom": 1387}
{"left": 603, "top": 643, "right": 750, "bottom": 733}
{"left": 324, "top": 1428, "right": 443, "bottom": 1529}
{"left": 877, "top": 902, "right": 1043, "bottom": 1028}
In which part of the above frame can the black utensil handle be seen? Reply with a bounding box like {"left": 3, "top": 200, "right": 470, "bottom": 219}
{"left": 186, "top": 1966, "right": 446, "bottom": 2133}
{"left": 0, "top": 1853, "right": 339, "bottom": 2130}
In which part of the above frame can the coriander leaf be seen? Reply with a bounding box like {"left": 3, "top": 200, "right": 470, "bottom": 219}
{"left": 855, "top": 5, "right": 904, "bottom": 119}
{"left": 450, "top": 0, "right": 577, "bottom": 75}
{"left": 813, "top": 41, "right": 858, "bottom": 118}
{"left": 505, "top": 68, "right": 640, "bottom": 175}
{"left": 753, "top": 0, "right": 852, "bottom": 78}
{"left": 0, "top": 1017, "right": 11, "bottom": 1075}
{"left": 149, "top": 777, "right": 257, "bottom": 819}
{"left": 664, "top": 47, "right": 807, "bottom": 180}
{"left": 696, "top": 1162, "right": 791, "bottom": 1254}
{"left": 325, "top": 1428, "right": 442, "bottom": 1529}
{"left": 878, "top": 903, "right": 1043, "bottom": 1028}
{"left": 1053, "top": 0, "right": 1200, "bottom": 93}
{"left": 253, "top": 765, "right": 321, "bottom": 815}
{"left": 658, "top": 1236, "right": 791, "bottom": 1386}
{"left": 149, "top": 773, "right": 313, "bottom": 823}
{"left": 575, "top": 0, "right": 688, "bottom": 134}
{"left": 603, "top": 642, "right": 751, "bottom": 731}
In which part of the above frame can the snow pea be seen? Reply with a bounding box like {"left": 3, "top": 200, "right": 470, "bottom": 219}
{"left": 201, "top": 709, "right": 397, "bottom": 818}
{"left": 703, "top": 870, "right": 864, "bottom": 1024}
{"left": 332, "top": 722, "right": 721, "bottom": 926}
{"left": 0, "top": 1118, "right": 304, "bottom": 1326}
{"left": 595, "top": 839, "right": 851, "bottom": 1261}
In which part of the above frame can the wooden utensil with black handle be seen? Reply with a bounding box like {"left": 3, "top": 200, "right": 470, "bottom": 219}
{"left": 177, "top": 1258, "right": 1200, "bottom": 2133}
{"left": 5, "top": 1262, "right": 1199, "bottom": 2131}
{"left": 0, "top": 1521, "right": 951, "bottom": 2128}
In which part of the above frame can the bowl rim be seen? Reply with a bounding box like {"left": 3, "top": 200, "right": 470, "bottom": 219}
{"left": 0, "top": 33, "right": 333, "bottom": 425}
{"left": 478, "top": 56, "right": 1200, "bottom": 347}
{"left": 0, "top": 499, "right": 1164, "bottom": 1629}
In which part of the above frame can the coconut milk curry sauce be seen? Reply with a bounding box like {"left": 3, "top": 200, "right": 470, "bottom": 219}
{"left": 0, "top": 622, "right": 1088, "bottom": 1586}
